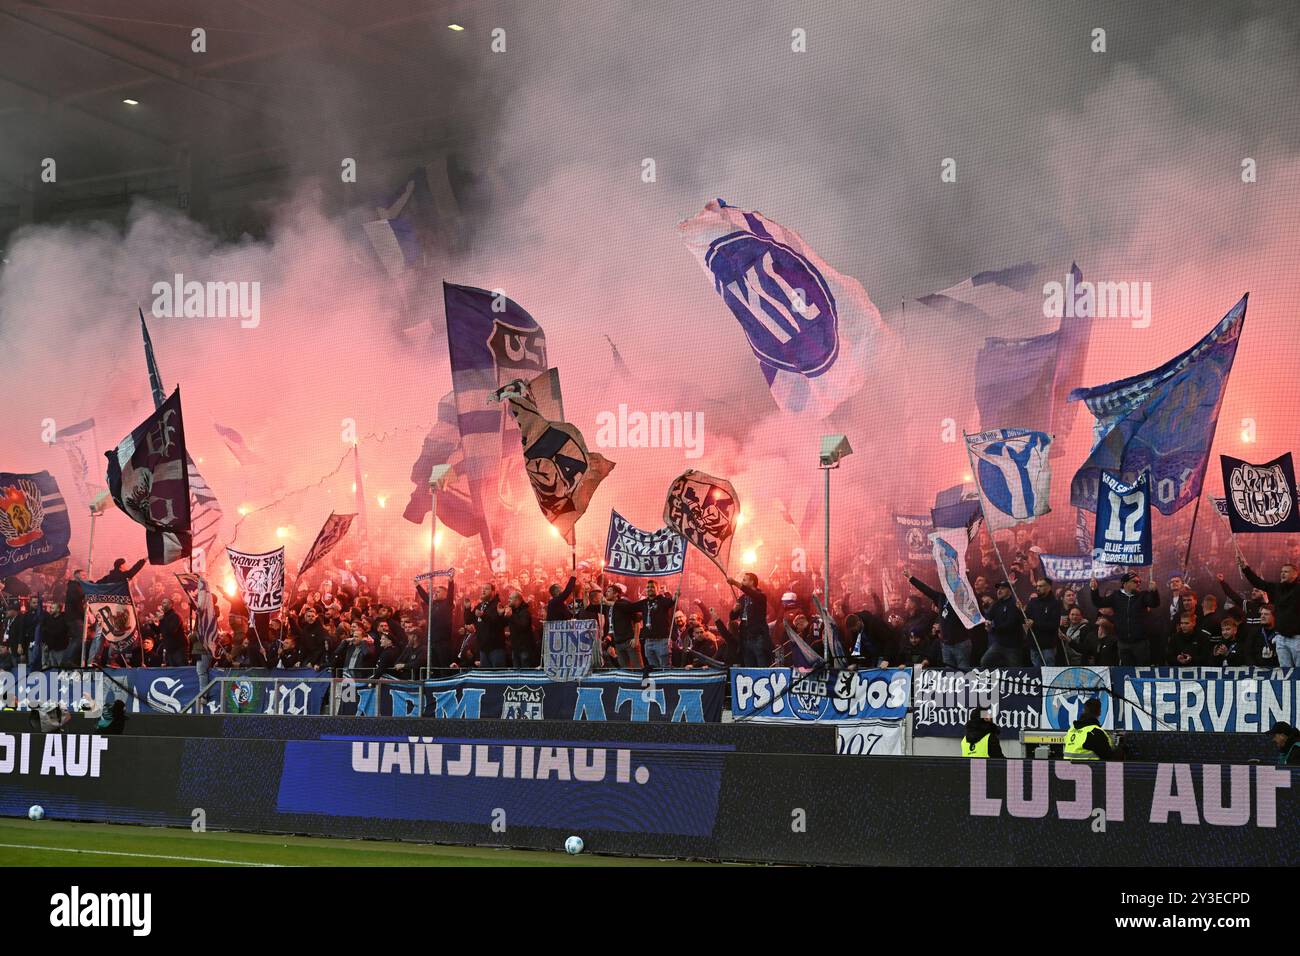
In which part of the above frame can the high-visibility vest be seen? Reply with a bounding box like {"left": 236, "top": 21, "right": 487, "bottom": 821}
{"left": 1063, "top": 723, "right": 1108, "bottom": 760}
{"left": 961, "top": 732, "right": 991, "bottom": 757}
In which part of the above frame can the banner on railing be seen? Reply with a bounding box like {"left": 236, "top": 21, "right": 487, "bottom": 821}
{"left": 730, "top": 668, "right": 910, "bottom": 723}
{"left": 341, "top": 669, "right": 727, "bottom": 722}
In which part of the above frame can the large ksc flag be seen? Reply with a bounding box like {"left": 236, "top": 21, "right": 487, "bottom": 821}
{"left": 1071, "top": 295, "right": 1246, "bottom": 515}
{"left": 105, "top": 388, "right": 192, "bottom": 565}
{"left": 444, "top": 282, "right": 550, "bottom": 552}
{"left": 0, "top": 471, "right": 71, "bottom": 576}
{"left": 966, "top": 429, "right": 1053, "bottom": 531}
{"left": 678, "top": 199, "right": 889, "bottom": 418}
{"left": 928, "top": 526, "right": 984, "bottom": 629}
{"left": 1094, "top": 470, "right": 1152, "bottom": 566}
{"left": 1220, "top": 453, "right": 1300, "bottom": 533}
{"left": 493, "top": 374, "right": 614, "bottom": 543}
{"left": 664, "top": 469, "right": 739, "bottom": 576}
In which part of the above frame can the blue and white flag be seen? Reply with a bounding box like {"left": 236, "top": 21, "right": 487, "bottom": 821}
{"left": 928, "top": 526, "right": 984, "bottom": 629}
{"left": 965, "top": 428, "right": 1053, "bottom": 531}
{"left": 444, "top": 282, "right": 550, "bottom": 554}
{"left": 1093, "top": 470, "right": 1152, "bottom": 566}
{"left": 920, "top": 263, "right": 1091, "bottom": 455}
{"left": 1070, "top": 295, "right": 1246, "bottom": 515}
{"left": 604, "top": 511, "right": 686, "bottom": 577}
{"left": 0, "top": 471, "right": 71, "bottom": 576}
{"left": 931, "top": 483, "right": 982, "bottom": 538}
{"left": 361, "top": 162, "right": 459, "bottom": 278}
{"left": 678, "top": 199, "right": 890, "bottom": 418}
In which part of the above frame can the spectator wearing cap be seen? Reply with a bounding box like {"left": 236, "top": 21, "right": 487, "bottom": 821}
{"left": 979, "top": 580, "right": 1025, "bottom": 668}
{"left": 1090, "top": 571, "right": 1159, "bottom": 665}
{"left": 1268, "top": 721, "right": 1300, "bottom": 766}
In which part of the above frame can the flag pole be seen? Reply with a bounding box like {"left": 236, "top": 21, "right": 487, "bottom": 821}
{"left": 1180, "top": 489, "right": 1204, "bottom": 581}
{"left": 962, "top": 431, "right": 1045, "bottom": 664}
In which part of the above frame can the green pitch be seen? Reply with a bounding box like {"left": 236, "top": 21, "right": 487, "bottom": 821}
{"left": 0, "top": 818, "right": 718, "bottom": 867}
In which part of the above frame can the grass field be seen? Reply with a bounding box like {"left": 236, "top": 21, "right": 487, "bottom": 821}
{"left": 0, "top": 818, "right": 719, "bottom": 867}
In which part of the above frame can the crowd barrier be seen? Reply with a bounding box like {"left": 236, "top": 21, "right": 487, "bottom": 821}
{"left": 0, "top": 731, "right": 1294, "bottom": 865}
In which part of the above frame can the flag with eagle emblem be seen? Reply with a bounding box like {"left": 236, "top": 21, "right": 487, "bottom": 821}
{"left": 105, "top": 387, "right": 192, "bottom": 564}
{"left": 0, "top": 471, "right": 71, "bottom": 575}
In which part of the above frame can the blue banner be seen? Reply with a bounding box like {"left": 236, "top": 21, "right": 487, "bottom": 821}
{"left": 1122, "top": 676, "right": 1300, "bottom": 733}
{"left": 730, "top": 667, "right": 909, "bottom": 722}
{"left": 1093, "top": 470, "right": 1152, "bottom": 565}
{"left": 347, "top": 670, "right": 726, "bottom": 722}
{"left": 0, "top": 471, "right": 71, "bottom": 576}
{"left": 276, "top": 736, "right": 726, "bottom": 836}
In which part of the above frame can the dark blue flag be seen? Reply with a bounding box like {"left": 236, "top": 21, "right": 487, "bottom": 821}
{"left": 1093, "top": 470, "right": 1152, "bottom": 566}
{"left": 0, "top": 471, "right": 71, "bottom": 576}
{"left": 1070, "top": 295, "right": 1246, "bottom": 515}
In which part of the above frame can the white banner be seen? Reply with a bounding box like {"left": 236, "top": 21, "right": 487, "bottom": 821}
{"left": 835, "top": 720, "right": 906, "bottom": 756}
{"left": 226, "top": 545, "right": 285, "bottom": 613}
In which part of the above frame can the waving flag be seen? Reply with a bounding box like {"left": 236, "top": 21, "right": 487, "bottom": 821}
{"left": 140, "top": 310, "right": 222, "bottom": 560}
{"left": 105, "top": 388, "right": 192, "bottom": 564}
{"left": 226, "top": 546, "right": 285, "bottom": 613}
{"left": 1070, "top": 295, "right": 1246, "bottom": 515}
{"left": 928, "top": 526, "right": 984, "bottom": 629}
{"left": 176, "top": 572, "right": 220, "bottom": 658}
{"left": 965, "top": 429, "right": 1053, "bottom": 531}
{"left": 213, "top": 423, "right": 261, "bottom": 466}
{"left": 493, "top": 373, "right": 614, "bottom": 543}
{"left": 444, "top": 282, "right": 550, "bottom": 553}
{"left": 678, "top": 199, "right": 889, "bottom": 418}
{"left": 0, "top": 471, "right": 71, "bottom": 576}
{"left": 931, "top": 483, "right": 982, "bottom": 537}
{"left": 1094, "top": 471, "right": 1152, "bottom": 565}
{"left": 298, "top": 512, "right": 357, "bottom": 576}
{"left": 52, "top": 418, "right": 98, "bottom": 510}
{"left": 362, "top": 161, "right": 460, "bottom": 278}
{"left": 918, "top": 263, "right": 1091, "bottom": 455}
{"left": 1220, "top": 453, "right": 1300, "bottom": 533}
{"left": 604, "top": 511, "right": 686, "bottom": 577}
{"left": 893, "top": 513, "right": 931, "bottom": 563}
{"left": 663, "top": 469, "right": 739, "bottom": 576}
{"left": 82, "top": 580, "right": 138, "bottom": 646}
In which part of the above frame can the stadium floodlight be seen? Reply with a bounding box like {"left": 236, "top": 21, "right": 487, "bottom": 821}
{"left": 819, "top": 434, "right": 853, "bottom": 468}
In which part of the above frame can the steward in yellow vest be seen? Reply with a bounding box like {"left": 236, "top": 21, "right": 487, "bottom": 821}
{"left": 961, "top": 709, "right": 1003, "bottom": 757}
{"left": 1063, "top": 698, "right": 1117, "bottom": 760}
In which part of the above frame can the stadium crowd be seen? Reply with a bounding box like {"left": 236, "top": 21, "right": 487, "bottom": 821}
{"left": 1, "top": 519, "right": 1297, "bottom": 679}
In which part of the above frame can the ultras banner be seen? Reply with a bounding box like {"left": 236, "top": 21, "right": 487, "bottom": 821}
{"left": 730, "top": 667, "right": 909, "bottom": 722}
{"left": 2, "top": 735, "right": 1295, "bottom": 865}
{"left": 339, "top": 669, "right": 726, "bottom": 722}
